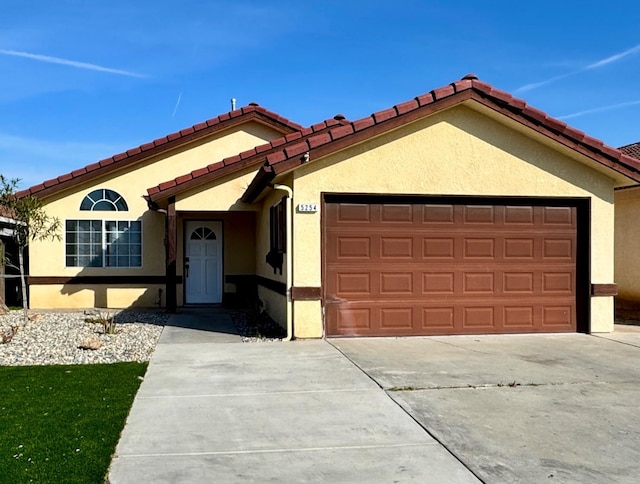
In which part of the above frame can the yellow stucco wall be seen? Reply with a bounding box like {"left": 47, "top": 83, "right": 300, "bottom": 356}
{"left": 289, "top": 104, "right": 616, "bottom": 335}
{"left": 29, "top": 121, "right": 281, "bottom": 309}
{"left": 614, "top": 187, "right": 640, "bottom": 308}
{"left": 30, "top": 285, "right": 163, "bottom": 309}
{"left": 176, "top": 167, "right": 260, "bottom": 212}
{"left": 253, "top": 188, "right": 290, "bottom": 329}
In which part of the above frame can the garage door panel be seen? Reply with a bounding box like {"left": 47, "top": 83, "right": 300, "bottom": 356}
{"left": 462, "top": 306, "right": 496, "bottom": 328}
{"left": 542, "top": 272, "right": 573, "bottom": 293}
{"left": 423, "top": 237, "right": 456, "bottom": 259}
{"left": 543, "top": 238, "right": 574, "bottom": 259}
{"left": 380, "top": 272, "right": 414, "bottom": 295}
{"left": 423, "top": 307, "right": 456, "bottom": 330}
{"left": 504, "top": 206, "right": 535, "bottom": 224}
{"left": 380, "top": 237, "right": 414, "bottom": 258}
{"left": 423, "top": 204, "right": 455, "bottom": 223}
{"left": 335, "top": 307, "right": 371, "bottom": 332}
{"left": 380, "top": 308, "right": 414, "bottom": 329}
{"left": 463, "top": 273, "right": 496, "bottom": 294}
{"left": 463, "top": 238, "right": 496, "bottom": 258}
{"left": 335, "top": 203, "right": 371, "bottom": 223}
{"left": 381, "top": 204, "right": 414, "bottom": 222}
{"left": 335, "top": 272, "right": 371, "bottom": 294}
{"left": 503, "top": 272, "right": 534, "bottom": 293}
{"left": 504, "top": 238, "right": 535, "bottom": 259}
{"left": 324, "top": 201, "right": 578, "bottom": 336}
{"left": 423, "top": 272, "right": 455, "bottom": 294}
{"left": 543, "top": 206, "right": 574, "bottom": 225}
{"left": 335, "top": 237, "right": 371, "bottom": 259}
{"left": 543, "top": 306, "right": 573, "bottom": 326}
{"left": 503, "top": 306, "right": 535, "bottom": 328}
{"left": 463, "top": 205, "right": 497, "bottom": 223}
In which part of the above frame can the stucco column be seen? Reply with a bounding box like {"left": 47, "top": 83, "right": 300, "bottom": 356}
{"left": 166, "top": 197, "right": 177, "bottom": 312}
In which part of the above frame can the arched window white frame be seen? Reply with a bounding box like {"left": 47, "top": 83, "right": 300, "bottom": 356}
{"left": 80, "top": 189, "right": 128, "bottom": 211}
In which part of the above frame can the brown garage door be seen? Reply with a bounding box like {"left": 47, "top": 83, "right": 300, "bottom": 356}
{"left": 324, "top": 200, "right": 578, "bottom": 337}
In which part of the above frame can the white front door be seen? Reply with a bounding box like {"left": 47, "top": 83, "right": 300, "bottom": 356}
{"left": 185, "top": 221, "right": 222, "bottom": 304}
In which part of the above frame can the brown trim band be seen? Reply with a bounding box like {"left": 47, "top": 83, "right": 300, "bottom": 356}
{"left": 28, "top": 276, "right": 183, "bottom": 285}
{"left": 291, "top": 286, "right": 322, "bottom": 301}
{"left": 256, "top": 275, "right": 287, "bottom": 296}
{"left": 591, "top": 283, "right": 618, "bottom": 297}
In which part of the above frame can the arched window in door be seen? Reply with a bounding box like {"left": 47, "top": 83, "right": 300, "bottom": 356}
{"left": 190, "top": 227, "right": 217, "bottom": 240}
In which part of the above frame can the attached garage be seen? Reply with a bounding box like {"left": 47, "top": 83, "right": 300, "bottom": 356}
{"left": 323, "top": 196, "right": 589, "bottom": 336}
{"left": 241, "top": 75, "right": 640, "bottom": 338}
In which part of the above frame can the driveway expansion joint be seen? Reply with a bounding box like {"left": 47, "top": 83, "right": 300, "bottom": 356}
{"left": 326, "top": 339, "right": 486, "bottom": 483}
{"left": 137, "top": 388, "right": 377, "bottom": 399}
{"left": 592, "top": 333, "right": 640, "bottom": 349}
{"left": 385, "top": 380, "right": 640, "bottom": 392}
{"left": 115, "top": 442, "right": 435, "bottom": 459}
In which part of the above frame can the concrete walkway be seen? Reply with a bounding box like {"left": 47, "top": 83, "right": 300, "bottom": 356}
{"left": 108, "top": 309, "right": 478, "bottom": 483}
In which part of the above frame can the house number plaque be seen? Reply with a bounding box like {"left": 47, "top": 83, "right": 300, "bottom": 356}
{"left": 297, "top": 203, "right": 318, "bottom": 213}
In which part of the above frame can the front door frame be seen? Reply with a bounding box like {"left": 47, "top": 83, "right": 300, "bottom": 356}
{"left": 183, "top": 219, "right": 224, "bottom": 305}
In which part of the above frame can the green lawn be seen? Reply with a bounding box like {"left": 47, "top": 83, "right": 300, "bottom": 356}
{"left": 1, "top": 362, "right": 147, "bottom": 483}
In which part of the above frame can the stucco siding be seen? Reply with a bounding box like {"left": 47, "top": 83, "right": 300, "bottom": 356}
{"left": 29, "top": 122, "right": 278, "bottom": 309}
{"left": 290, "top": 105, "right": 616, "bottom": 335}
{"left": 254, "top": 188, "right": 289, "bottom": 328}
{"left": 30, "top": 284, "right": 163, "bottom": 309}
{"left": 614, "top": 187, "right": 640, "bottom": 309}
{"left": 176, "top": 167, "right": 260, "bottom": 212}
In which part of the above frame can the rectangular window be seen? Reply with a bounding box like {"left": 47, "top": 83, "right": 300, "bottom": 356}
{"left": 65, "top": 220, "right": 142, "bottom": 268}
{"left": 266, "top": 198, "right": 286, "bottom": 274}
{"left": 270, "top": 200, "right": 286, "bottom": 254}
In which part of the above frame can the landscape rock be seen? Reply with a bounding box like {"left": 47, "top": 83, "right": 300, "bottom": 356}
{"left": 0, "top": 310, "right": 167, "bottom": 366}
{"left": 79, "top": 336, "right": 102, "bottom": 350}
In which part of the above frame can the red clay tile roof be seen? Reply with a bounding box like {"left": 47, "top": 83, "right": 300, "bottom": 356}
{"left": 242, "top": 74, "right": 640, "bottom": 203}
{"left": 145, "top": 116, "right": 351, "bottom": 202}
{"left": 17, "top": 104, "right": 304, "bottom": 199}
{"left": 619, "top": 141, "right": 640, "bottom": 160}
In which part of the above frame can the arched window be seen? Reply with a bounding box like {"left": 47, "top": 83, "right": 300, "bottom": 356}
{"left": 190, "top": 227, "right": 217, "bottom": 240}
{"left": 80, "top": 189, "right": 128, "bottom": 211}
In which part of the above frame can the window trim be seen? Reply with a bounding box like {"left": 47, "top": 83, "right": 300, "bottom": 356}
{"left": 266, "top": 197, "right": 286, "bottom": 274}
{"left": 64, "top": 218, "right": 143, "bottom": 269}
{"left": 80, "top": 189, "right": 129, "bottom": 212}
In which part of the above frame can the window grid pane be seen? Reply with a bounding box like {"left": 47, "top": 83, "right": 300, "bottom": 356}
{"left": 105, "top": 220, "right": 142, "bottom": 267}
{"left": 65, "top": 219, "right": 141, "bottom": 268}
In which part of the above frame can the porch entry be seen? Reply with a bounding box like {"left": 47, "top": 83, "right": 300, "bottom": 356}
{"left": 185, "top": 220, "right": 223, "bottom": 304}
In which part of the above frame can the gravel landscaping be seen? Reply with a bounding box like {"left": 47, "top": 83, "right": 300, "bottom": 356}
{"left": 0, "top": 310, "right": 167, "bottom": 366}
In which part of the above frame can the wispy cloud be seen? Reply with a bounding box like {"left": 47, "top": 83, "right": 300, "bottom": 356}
{"left": 515, "top": 44, "right": 640, "bottom": 93}
{"left": 558, "top": 100, "right": 640, "bottom": 120}
{"left": 515, "top": 73, "right": 574, "bottom": 94}
{"left": 0, "top": 49, "right": 146, "bottom": 78}
{"left": 585, "top": 44, "right": 640, "bottom": 70}
{"left": 172, "top": 91, "right": 183, "bottom": 118}
{"left": 0, "top": 132, "right": 128, "bottom": 187}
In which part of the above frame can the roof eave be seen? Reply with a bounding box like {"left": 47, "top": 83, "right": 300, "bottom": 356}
{"left": 19, "top": 108, "right": 302, "bottom": 200}
{"left": 241, "top": 165, "right": 276, "bottom": 204}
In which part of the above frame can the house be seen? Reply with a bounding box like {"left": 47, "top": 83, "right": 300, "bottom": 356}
{"left": 19, "top": 74, "right": 640, "bottom": 338}
{"left": 614, "top": 141, "right": 640, "bottom": 318}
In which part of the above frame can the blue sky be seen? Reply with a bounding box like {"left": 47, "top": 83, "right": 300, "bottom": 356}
{"left": 2, "top": 1, "right": 640, "bottom": 188}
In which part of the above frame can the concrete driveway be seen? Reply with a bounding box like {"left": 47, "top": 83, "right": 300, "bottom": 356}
{"left": 108, "top": 310, "right": 478, "bottom": 483}
{"left": 332, "top": 326, "right": 640, "bottom": 483}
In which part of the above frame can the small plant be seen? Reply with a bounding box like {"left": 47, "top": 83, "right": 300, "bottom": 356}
{"left": 85, "top": 312, "right": 120, "bottom": 335}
